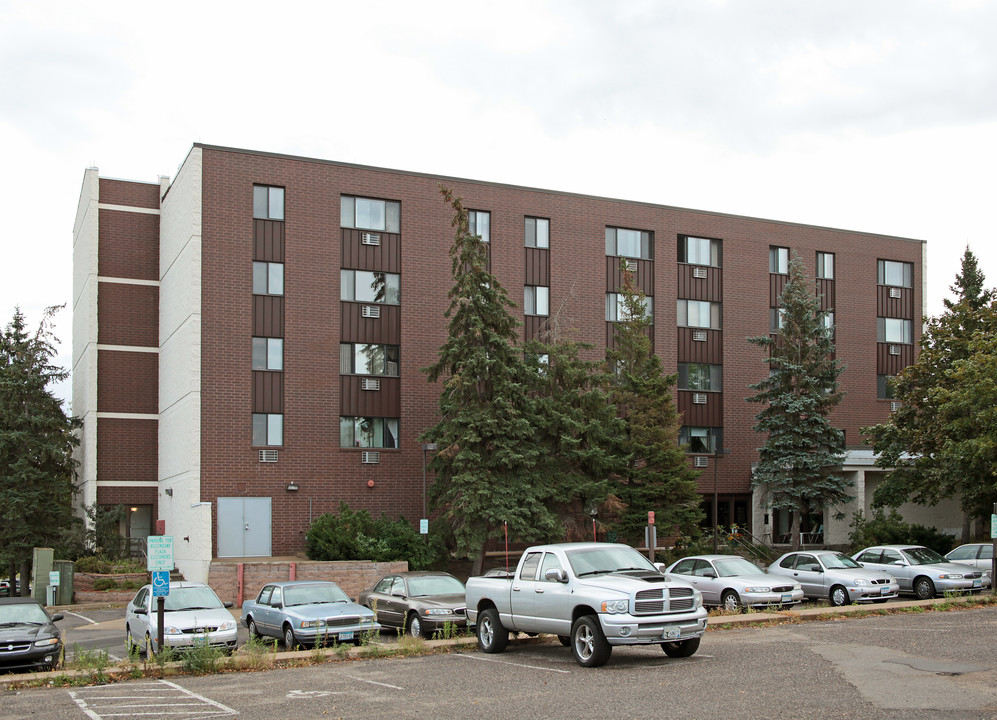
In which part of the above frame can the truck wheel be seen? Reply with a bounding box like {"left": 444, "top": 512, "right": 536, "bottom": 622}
{"left": 661, "top": 637, "right": 700, "bottom": 658}
{"left": 476, "top": 608, "right": 507, "bottom": 654}
{"left": 570, "top": 615, "right": 611, "bottom": 668}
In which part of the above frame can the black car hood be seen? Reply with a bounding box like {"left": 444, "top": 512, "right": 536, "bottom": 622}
{"left": 0, "top": 623, "right": 59, "bottom": 642}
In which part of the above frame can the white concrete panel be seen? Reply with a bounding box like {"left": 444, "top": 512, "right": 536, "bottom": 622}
{"left": 157, "top": 472, "right": 211, "bottom": 583}
{"left": 159, "top": 239, "right": 202, "bottom": 348}
{"left": 158, "top": 392, "right": 201, "bottom": 482}
{"left": 159, "top": 316, "right": 202, "bottom": 414}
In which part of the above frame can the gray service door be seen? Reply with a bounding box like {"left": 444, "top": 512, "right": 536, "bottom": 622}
{"left": 217, "top": 497, "right": 272, "bottom": 557}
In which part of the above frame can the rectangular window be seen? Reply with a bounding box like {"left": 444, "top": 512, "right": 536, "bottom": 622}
{"left": 679, "top": 426, "right": 722, "bottom": 454}
{"left": 769, "top": 307, "right": 785, "bottom": 333}
{"left": 877, "top": 317, "right": 913, "bottom": 343}
{"left": 252, "top": 337, "right": 283, "bottom": 371}
{"left": 253, "top": 413, "right": 283, "bottom": 446}
{"left": 606, "top": 227, "right": 652, "bottom": 260}
{"left": 677, "top": 299, "right": 721, "bottom": 329}
{"left": 339, "top": 343, "right": 400, "bottom": 376}
{"left": 877, "top": 374, "right": 896, "bottom": 399}
{"left": 341, "top": 270, "right": 400, "bottom": 304}
{"left": 468, "top": 210, "right": 490, "bottom": 243}
{"left": 822, "top": 312, "right": 835, "bottom": 332}
{"left": 678, "top": 363, "right": 723, "bottom": 392}
{"left": 606, "top": 293, "right": 653, "bottom": 322}
{"left": 253, "top": 186, "right": 285, "bottom": 220}
{"left": 524, "top": 286, "right": 550, "bottom": 316}
{"left": 339, "top": 417, "right": 399, "bottom": 449}
{"left": 678, "top": 236, "right": 721, "bottom": 267}
{"left": 340, "top": 195, "right": 401, "bottom": 233}
{"left": 769, "top": 246, "right": 789, "bottom": 274}
{"left": 878, "top": 259, "right": 913, "bottom": 288}
{"left": 525, "top": 217, "right": 550, "bottom": 248}
{"left": 816, "top": 252, "right": 834, "bottom": 280}
{"left": 253, "top": 262, "right": 284, "bottom": 295}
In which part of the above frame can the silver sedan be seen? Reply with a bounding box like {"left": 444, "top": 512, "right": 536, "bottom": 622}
{"left": 666, "top": 555, "right": 803, "bottom": 611}
{"left": 769, "top": 551, "right": 899, "bottom": 606}
{"left": 853, "top": 545, "right": 990, "bottom": 598}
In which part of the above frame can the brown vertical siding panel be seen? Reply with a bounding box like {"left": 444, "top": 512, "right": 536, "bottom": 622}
{"left": 524, "top": 315, "right": 549, "bottom": 341}
{"left": 677, "top": 391, "right": 724, "bottom": 426}
{"left": 339, "top": 303, "right": 401, "bottom": 344}
{"left": 817, "top": 279, "right": 836, "bottom": 311}
{"left": 341, "top": 229, "right": 401, "bottom": 272}
{"left": 877, "top": 286, "right": 914, "bottom": 318}
{"left": 253, "top": 220, "right": 285, "bottom": 262}
{"left": 769, "top": 274, "right": 788, "bottom": 305}
{"left": 605, "top": 257, "right": 653, "bottom": 294}
{"left": 340, "top": 376, "right": 401, "bottom": 416}
{"left": 877, "top": 343, "right": 915, "bottom": 374}
{"left": 252, "top": 372, "right": 284, "bottom": 413}
{"left": 524, "top": 248, "right": 550, "bottom": 286}
{"left": 676, "top": 328, "right": 723, "bottom": 364}
{"left": 677, "top": 264, "right": 723, "bottom": 301}
{"left": 253, "top": 296, "right": 285, "bottom": 337}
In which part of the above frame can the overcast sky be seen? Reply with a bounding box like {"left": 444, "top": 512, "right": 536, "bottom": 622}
{"left": 2, "top": 0, "right": 994, "bottom": 405}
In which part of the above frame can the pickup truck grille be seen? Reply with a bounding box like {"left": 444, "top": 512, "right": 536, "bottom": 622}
{"left": 633, "top": 587, "right": 695, "bottom": 614}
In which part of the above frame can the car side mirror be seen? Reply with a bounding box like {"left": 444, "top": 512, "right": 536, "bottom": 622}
{"left": 654, "top": 563, "right": 668, "bottom": 574}
{"left": 51, "top": 613, "right": 64, "bottom": 622}
{"left": 223, "top": 601, "right": 233, "bottom": 608}
{"left": 134, "top": 606, "right": 148, "bottom": 615}
{"left": 544, "top": 568, "right": 567, "bottom": 583}
{"left": 703, "top": 572, "right": 717, "bottom": 579}
{"left": 893, "top": 560, "right": 904, "bottom": 566}
{"left": 392, "top": 591, "right": 406, "bottom": 598}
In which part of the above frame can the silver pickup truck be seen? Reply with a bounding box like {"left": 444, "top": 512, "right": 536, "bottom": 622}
{"left": 465, "top": 542, "right": 708, "bottom": 667}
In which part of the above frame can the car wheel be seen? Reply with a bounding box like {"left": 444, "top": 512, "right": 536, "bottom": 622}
{"left": 721, "top": 590, "right": 741, "bottom": 611}
{"left": 556, "top": 635, "right": 571, "bottom": 647}
{"left": 829, "top": 585, "right": 850, "bottom": 607}
{"left": 570, "top": 615, "right": 611, "bottom": 668}
{"left": 407, "top": 612, "right": 425, "bottom": 639}
{"left": 476, "top": 608, "right": 508, "bottom": 654}
{"left": 284, "top": 625, "right": 300, "bottom": 650}
{"left": 661, "top": 637, "right": 701, "bottom": 658}
{"left": 914, "top": 577, "right": 935, "bottom": 600}
{"left": 247, "top": 618, "right": 261, "bottom": 640}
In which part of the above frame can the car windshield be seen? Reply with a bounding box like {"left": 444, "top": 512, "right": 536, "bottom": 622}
{"left": 284, "top": 583, "right": 350, "bottom": 606}
{"left": 0, "top": 603, "right": 51, "bottom": 625}
{"left": 407, "top": 575, "right": 465, "bottom": 597}
{"left": 903, "top": 547, "right": 946, "bottom": 565}
{"left": 820, "top": 553, "right": 862, "bottom": 569}
{"left": 713, "top": 558, "right": 764, "bottom": 577}
{"left": 164, "top": 586, "right": 224, "bottom": 612}
{"left": 566, "top": 546, "right": 657, "bottom": 576}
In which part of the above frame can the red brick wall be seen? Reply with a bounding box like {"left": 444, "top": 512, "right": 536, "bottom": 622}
{"left": 97, "top": 418, "right": 158, "bottom": 483}
{"left": 97, "top": 283, "right": 159, "bottom": 347}
{"left": 97, "top": 210, "right": 159, "bottom": 281}
{"left": 99, "top": 178, "right": 160, "bottom": 209}
{"left": 97, "top": 350, "right": 158, "bottom": 413}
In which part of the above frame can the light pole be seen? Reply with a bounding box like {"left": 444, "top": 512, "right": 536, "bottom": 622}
{"left": 712, "top": 447, "right": 729, "bottom": 554}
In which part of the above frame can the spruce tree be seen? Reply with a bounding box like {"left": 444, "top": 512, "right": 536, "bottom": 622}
{"left": 747, "top": 254, "right": 848, "bottom": 550}
{"left": 422, "top": 188, "right": 558, "bottom": 574}
{"left": 606, "top": 263, "right": 702, "bottom": 545}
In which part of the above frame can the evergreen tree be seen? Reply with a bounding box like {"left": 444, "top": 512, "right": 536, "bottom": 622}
{"left": 747, "top": 254, "right": 848, "bottom": 550}
{"left": 421, "top": 188, "right": 559, "bottom": 575}
{"left": 606, "top": 263, "right": 702, "bottom": 544}
{"left": 866, "top": 248, "right": 997, "bottom": 540}
{"left": 0, "top": 307, "right": 80, "bottom": 592}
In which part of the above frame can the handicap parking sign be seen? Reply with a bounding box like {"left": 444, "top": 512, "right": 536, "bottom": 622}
{"left": 152, "top": 570, "right": 171, "bottom": 597}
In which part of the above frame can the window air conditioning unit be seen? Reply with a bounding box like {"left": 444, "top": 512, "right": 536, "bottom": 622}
{"left": 361, "top": 451, "right": 380, "bottom": 464}
{"left": 692, "top": 330, "right": 708, "bottom": 342}
{"left": 891, "top": 401, "right": 903, "bottom": 412}
{"left": 692, "top": 266, "right": 708, "bottom": 279}
{"left": 888, "top": 345, "right": 901, "bottom": 356}
{"left": 623, "top": 259, "right": 637, "bottom": 272}
{"left": 889, "top": 287, "right": 902, "bottom": 299}
{"left": 361, "top": 304, "right": 380, "bottom": 318}
{"left": 693, "top": 456, "right": 709, "bottom": 468}
{"left": 692, "top": 393, "right": 707, "bottom": 404}
{"left": 361, "top": 378, "right": 381, "bottom": 391}
{"left": 361, "top": 232, "right": 381, "bottom": 246}
{"left": 259, "top": 450, "right": 278, "bottom": 463}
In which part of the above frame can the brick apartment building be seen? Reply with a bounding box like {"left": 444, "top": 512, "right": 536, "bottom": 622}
{"left": 73, "top": 144, "right": 937, "bottom": 583}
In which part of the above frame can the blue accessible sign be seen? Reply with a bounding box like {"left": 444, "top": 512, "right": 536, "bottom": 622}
{"left": 152, "top": 570, "right": 171, "bottom": 597}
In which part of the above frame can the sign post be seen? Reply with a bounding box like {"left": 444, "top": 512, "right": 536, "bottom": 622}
{"left": 146, "top": 536, "right": 174, "bottom": 653}
{"left": 991, "top": 505, "right": 996, "bottom": 596}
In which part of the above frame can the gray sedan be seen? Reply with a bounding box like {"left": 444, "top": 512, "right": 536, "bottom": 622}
{"left": 769, "top": 551, "right": 899, "bottom": 606}
{"left": 358, "top": 572, "right": 468, "bottom": 638}
{"left": 853, "top": 545, "right": 990, "bottom": 599}
{"left": 945, "top": 543, "right": 994, "bottom": 579}
{"left": 665, "top": 555, "right": 803, "bottom": 610}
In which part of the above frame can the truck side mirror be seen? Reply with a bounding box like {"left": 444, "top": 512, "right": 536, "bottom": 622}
{"left": 544, "top": 568, "right": 567, "bottom": 583}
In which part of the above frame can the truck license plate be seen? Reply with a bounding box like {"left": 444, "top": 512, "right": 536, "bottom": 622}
{"left": 663, "top": 627, "right": 681, "bottom": 640}
{"left": 338, "top": 631, "right": 354, "bottom": 641}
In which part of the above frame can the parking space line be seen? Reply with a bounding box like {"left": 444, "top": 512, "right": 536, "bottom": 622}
{"left": 63, "top": 611, "right": 98, "bottom": 624}
{"left": 344, "top": 674, "right": 404, "bottom": 690}
{"left": 455, "top": 653, "right": 571, "bottom": 673}
{"left": 68, "top": 679, "right": 238, "bottom": 719}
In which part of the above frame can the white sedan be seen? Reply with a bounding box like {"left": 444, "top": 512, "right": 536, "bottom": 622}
{"left": 666, "top": 555, "right": 804, "bottom": 611}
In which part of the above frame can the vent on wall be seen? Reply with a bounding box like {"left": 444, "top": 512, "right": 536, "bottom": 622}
{"left": 692, "top": 330, "right": 708, "bottom": 342}
{"left": 259, "top": 450, "right": 278, "bottom": 463}
{"left": 692, "top": 266, "right": 708, "bottom": 279}
{"left": 888, "top": 345, "right": 901, "bottom": 356}
{"left": 891, "top": 401, "right": 903, "bottom": 412}
{"left": 361, "top": 451, "right": 380, "bottom": 464}
{"left": 693, "top": 456, "right": 708, "bottom": 468}
{"left": 361, "top": 378, "right": 381, "bottom": 391}
{"left": 361, "top": 304, "right": 381, "bottom": 318}
{"left": 361, "top": 232, "right": 381, "bottom": 246}
{"left": 692, "top": 393, "right": 707, "bottom": 404}
{"left": 889, "top": 287, "right": 902, "bottom": 299}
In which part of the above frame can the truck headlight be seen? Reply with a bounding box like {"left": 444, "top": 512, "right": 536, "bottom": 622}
{"left": 600, "top": 599, "right": 629, "bottom": 614}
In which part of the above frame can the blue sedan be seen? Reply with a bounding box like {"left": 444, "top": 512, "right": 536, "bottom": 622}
{"left": 242, "top": 581, "right": 380, "bottom": 649}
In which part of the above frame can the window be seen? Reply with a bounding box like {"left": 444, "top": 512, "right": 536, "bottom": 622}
{"left": 339, "top": 416, "right": 399, "bottom": 449}
{"left": 340, "top": 195, "right": 400, "bottom": 233}
{"left": 878, "top": 260, "right": 913, "bottom": 288}
{"left": 606, "top": 227, "right": 652, "bottom": 260}
{"left": 769, "top": 246, "right": 789, "bottom": 274}
{"left": 679, "top": 426, "right": 722, "bottom": 454}
{"left": 677, "top": 299, "right": 721, "bottom": 329}
{"left": 877, "top": 374, "right": 896, "bottom": 399}
{"left": 253, "top": 262, "right": 284, "bottom": 295}
{"left": 253, "top": 413, "right": 283, "bottom": 446}
{"left": 340, "top": 343, "right": 400, "bottom": 376}
{"left": 524, "top": 286, "right": 550, "bottom": 316}
{"left": 816, "top": 252, "right": 834, "bottom": 280}
{"left": 341, "top": 270, "right": 400, "bottom": 304}
{"left": 769, "top": 307, "right": 785, "bottom": 333}
{"left": 678, "top": 236, "right": 721, "bottom": 267}
{"left": 877, "top": 317, "right": 913, "bottom": 344}
{"left": 606, "top": 293, "right": 653, "bottom": 321}
{"left": 468, "top": 210, "right": 490, "bottom": 242}
{"left": 253, "top": 186, "right": 285, "bottom": 220}
{"left": 678, "top": 363, "right": 722, "bottom": 392}
{"left": 539, "top": 552, "right": 564, "bottom": 582}
{"left": 822, "top": 312, "right": 835, "bottom": 333}
{"left": 252, "top": 338, "right": 283, "bottom": 371}
{"left": 525, "top": 217, "right": 549, "bottom": 248}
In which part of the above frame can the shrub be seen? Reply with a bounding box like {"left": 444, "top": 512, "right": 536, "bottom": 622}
{"left": 75, "top": 556, "right": 111, "bottom": 574}
{"left": 848, "top": 509, "right": 956, "bottom": 555}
